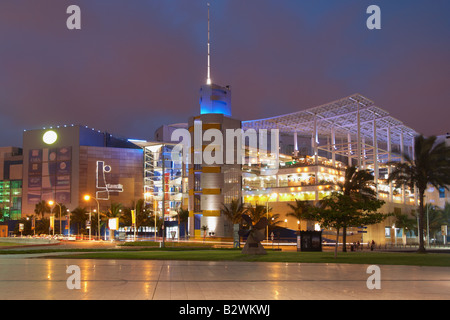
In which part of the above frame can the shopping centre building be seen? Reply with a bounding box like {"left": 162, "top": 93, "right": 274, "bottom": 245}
{"left": 1, "top": 4, "right": 449, "bottom": 242}
{"left": 127, "top": 82, "right": 437, "bottom": 244}
{"left": 1, "top": 86, "right": 449, "bottom": 243}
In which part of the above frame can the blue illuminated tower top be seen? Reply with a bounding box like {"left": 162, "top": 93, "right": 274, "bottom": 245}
{"left": 199, "top": 3, "right": 232, "bottom": 117}
{"left": 199, "top": 83, "right": 232, "bottom": 116}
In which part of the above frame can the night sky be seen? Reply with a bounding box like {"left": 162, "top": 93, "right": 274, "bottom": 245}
{"left": 0, "top": 0, "right": 449, "bottom": 147}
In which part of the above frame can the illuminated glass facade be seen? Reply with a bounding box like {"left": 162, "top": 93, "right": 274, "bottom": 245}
{"left": 0, "top": 180, "right": 22, "bottom": 221}
{"left": 143, "top": 144, "right": 186, "bottom": 211}
{"left": 0, "top": 147, "right": 23, "bottom": 221}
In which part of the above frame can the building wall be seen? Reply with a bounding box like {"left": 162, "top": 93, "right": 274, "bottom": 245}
{"left": 22, "top": 126, "right": 81, "bottom": 215}
{"left": 21, "top": 126, "right": 143, "bottom": 216}
{"left": 363, "top": 202, "right": 417, "bottom": 246}
{"left": 79, "top": 146, "right": 143, "bottom": 212}
{"left": 188, "top": 113, "right": 242, "bottom": 238}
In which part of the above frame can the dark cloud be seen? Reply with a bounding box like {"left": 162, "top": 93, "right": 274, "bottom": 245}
{"left": 0, "top": 0, "right": 449, "bottom": 147}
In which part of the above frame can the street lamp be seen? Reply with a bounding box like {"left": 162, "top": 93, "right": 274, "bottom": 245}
{"left": 84, "top": 195, "right": 100, "bottom": 241}
{"left": 48, "top": 200, "right": 62, "bottom": 236}
{"left": 66, "top": 208, "right": 71, "bottom": 237}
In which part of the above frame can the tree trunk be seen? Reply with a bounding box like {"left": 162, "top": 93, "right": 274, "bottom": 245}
{"left": 342, "top": 226, "right": 347, "bottom": 252}
{"left": 334, "top": 227, "right": 339, "bottom": 259}
{"left": 233, "top": 223, "right": 240, "bottom": 248}
{"left": 418, "top": 191, "right": 426, "bottom": 253}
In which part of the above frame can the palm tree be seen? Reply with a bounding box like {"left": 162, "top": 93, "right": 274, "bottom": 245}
{"left": 135, "top": 199, "right": 152, "bottom": 227}
{"left": 388, "top": 135, "right": 450, "bottom": 252}
{"left": 426, "top": 204, "right": 447, "bottom": 243}
{"left": 51, "top": 203, "right": 68, "bottom": 234}
{"left": 123, "top": 199, "right": 152, "bottom": 233}
{"left": 338, "top": 165, "right": 377, "bottom": 252}
{"left": 34, "top": 200, "right": 51, "bottom": 218}
{"left": 70, "top": 207, "right": 88, "bottom": 235}
{"left": 222, "top": 199, "right": 246, "bottom": 224}
{"left": 222, "top": 199, "right": 246, "bottom": 246}
{"left": 176, "top": 207, "right": 189, "bottom": 239}
{"left": 267, "top": 212, "right": 282, "bottom": 235}
{"left": 149, "top": 213, "right": 163, "bottom": 237}
{"left": 107, "top": 202, "right": 123, "bottom": 218}
{"left": 286, "top": 199, "right": 314, "bottom": 231}
{"left": 393, "top": 211, "right": 417, "bottom": 245}
{"left": 91, "top": 212, "right": 102, "bottom": 238}
{"left": 245, "top": 202, "right": 269, "bottom": 224}
{"left": 339, "top": 166, "right": 377, "bottom": 198}
{"left": 104, "top": 202, "right": 123, "bottom": 239}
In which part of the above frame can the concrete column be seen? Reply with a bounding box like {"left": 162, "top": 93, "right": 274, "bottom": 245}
{"left": 362, "top": 137, "right": 366, "bottom": 169}
{"left": 331, "top": 127, "right": 336, "bottom": 167}
{"left": 412, "top": 136, "right": 418, "bottom": 206}
{"left": 387, "top": 127, "right": 393, "bottom": 202}
{"left": 400, "top": 132, "right": 406, "bottom": 204}
{"left": 347, "top": 133, "right": 352, "bottom": 166}
{"left": 357, "top": 104, "right": 361, "bottom": 168}
{"left": 313, "top": 115, "right": 318, "bottom": 165}
{"left": 313, "top": 115, "right": 319, "bottom": 201}
{"left": 294, "top": 131, "right": 298, "bottom": 152}
{"left": 373, "top": 119, "right": 379, "bottom": 198}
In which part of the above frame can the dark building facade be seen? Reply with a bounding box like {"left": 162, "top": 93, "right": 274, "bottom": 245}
{"left": 22, "top": 125, "right": 143, "bottom": 216}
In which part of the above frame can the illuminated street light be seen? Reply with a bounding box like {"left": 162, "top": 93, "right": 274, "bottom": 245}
{"left": 48, "top": 200, "right": 63, "bottom": 236}
{"left": 84, "top": 195, "right": 100, "bottom": 240}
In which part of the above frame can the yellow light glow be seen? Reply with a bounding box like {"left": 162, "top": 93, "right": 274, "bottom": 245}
{"left": 83, "top": 195, "right": 91, "bottom": 201}
{"left": 48, "top": 200, "right": 54, "bottom": 206}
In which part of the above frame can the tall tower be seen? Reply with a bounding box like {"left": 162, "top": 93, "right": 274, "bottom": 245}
{"left": 187, "top": 3, "right": 241, "bottom": 239}
{"left": 199, "top": 3, "right": 232, "bottom": 117}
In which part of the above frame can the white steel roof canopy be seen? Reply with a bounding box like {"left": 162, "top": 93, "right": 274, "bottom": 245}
{"left": 242, "top": 94, "right": 418, "bottom": 147}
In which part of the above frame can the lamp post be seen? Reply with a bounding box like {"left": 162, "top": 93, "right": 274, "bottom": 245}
{"left": 48, "top": 200, "right": 62, "bottom": 235}
{"left": 66, "top": 209, "right": 71, "bottom": 237}
{"left": 84, "top": 195, "right": 100, "bottom": 241}
{"left": 266, "top": 201, "right": 269, "bottom": 243}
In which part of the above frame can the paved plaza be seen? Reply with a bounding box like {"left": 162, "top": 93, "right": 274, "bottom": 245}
{"left": 0, "top": 254, "right": 449, "bottom": 300}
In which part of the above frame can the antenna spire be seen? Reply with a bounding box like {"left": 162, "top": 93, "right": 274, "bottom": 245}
{"left": 206, "top": 2, "right": 212, "bottom": 85}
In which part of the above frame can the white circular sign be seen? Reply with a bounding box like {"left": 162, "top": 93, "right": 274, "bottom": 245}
{"left": 43, "top": 130, "right": 58, "bottom": 145}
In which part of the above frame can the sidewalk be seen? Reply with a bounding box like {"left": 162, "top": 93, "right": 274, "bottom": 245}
{"left": 0, "top": 257, "right": 449, "bottom": 300}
